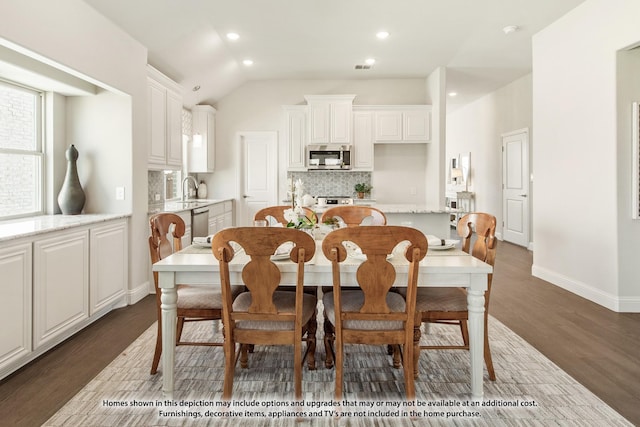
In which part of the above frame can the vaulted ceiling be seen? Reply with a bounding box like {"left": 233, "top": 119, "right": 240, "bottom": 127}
{"left": 84, "top": 0, "right": 585, "bottom": 109}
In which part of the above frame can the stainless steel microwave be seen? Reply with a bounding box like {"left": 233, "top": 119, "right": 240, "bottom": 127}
{"left": 307, "top": 144, "right": 351, "bottom": 170}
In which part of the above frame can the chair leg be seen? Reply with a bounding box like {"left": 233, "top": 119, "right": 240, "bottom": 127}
{"left": 323, "top": 311, "right": 335, "bottom": 369}
{"left": 403, "top": 342, "right": 415, "bottom": 400}
{"left": 240, "top": 344, "right": 249, "bottom": 369}
{"left": 306, "top": 310, "right": 317, "bottom": 370}
{"left": 413, "top": 324, "right": 422, "bottom": 379}
{"left": 484, "top": 316, "right": 496, "bottom": 381}
{"left": 222, "top": 341, "right": 236, "bottom": 400}
{"left": 392, "top": 345, "right": 402, "bottom": 368}
{"left": 176, "top": 317, "right": 185, "bottom": 344}
{"left": 335, "top": 333, "right": 343, "bottom": 400}
{"left": 460, "top": 320, "right": 469, "bottom": 347}
{"left": 387, "top": 344, "right": 394, "bottom": 355}
{"left": 150, "top": 319, "right": 162, "bottom": 375}
{"left": 294, "top": 335, "right": 302, "bottom": 400}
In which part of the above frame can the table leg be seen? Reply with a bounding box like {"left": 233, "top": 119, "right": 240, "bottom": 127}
{"left": 159, "top": 272, "right": 178, "bottom": 399}
{"left": 467, "top": 275, "right": 486, "bottom": 400}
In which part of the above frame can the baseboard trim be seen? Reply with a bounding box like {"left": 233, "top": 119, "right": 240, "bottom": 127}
{"left": 532, "top": 264, "right": 640, "bottom": 313}
{"left": 128, "top": 281, "right": 151, "bottom": 305}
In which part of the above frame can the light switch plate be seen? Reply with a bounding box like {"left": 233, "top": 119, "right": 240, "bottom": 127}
{"left": 115, "top": 186, "right": 125, "bottom": 200}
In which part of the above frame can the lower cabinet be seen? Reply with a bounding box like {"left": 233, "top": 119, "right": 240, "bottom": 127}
{"left": 0, "top": 217, "right": 128, "bottom": 380}
{"left": 33, "top": 230, "right": 89, "bottom": 349}
{"left": 0, "top": 242, "right": 32, "bottom": 373}
{"left": 208, "top": 200, "right": 234, "bottom": 235}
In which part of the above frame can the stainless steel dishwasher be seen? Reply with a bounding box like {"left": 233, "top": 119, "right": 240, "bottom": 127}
{"left": 191, "top": 206, "right": 209, "bottom": 237}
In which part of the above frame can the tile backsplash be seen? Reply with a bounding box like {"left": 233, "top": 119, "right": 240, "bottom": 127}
{"left": 288, "top": 171, "right": 372, "bottom": 198}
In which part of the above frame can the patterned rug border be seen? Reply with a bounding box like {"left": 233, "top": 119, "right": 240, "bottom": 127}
{"left": 44, "top": 315, "right": 632, "bottom": 427}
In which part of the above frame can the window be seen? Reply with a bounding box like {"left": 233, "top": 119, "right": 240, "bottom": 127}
{"left": 0, "top": 81, "right": 43, "bottom": 219}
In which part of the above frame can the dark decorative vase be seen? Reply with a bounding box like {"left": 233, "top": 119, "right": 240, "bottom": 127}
{"left": 57, "top": 144, "right": 86, "bottom": 215}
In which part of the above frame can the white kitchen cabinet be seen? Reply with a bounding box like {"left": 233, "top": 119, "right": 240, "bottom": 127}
{"left": 283, "top": 105, "right": 307, "bottom": 171}
{"left": 374, "top": 106, "right": 431, "bottom": 143}
{"left": 304, "top": 95, "right": 355, "bottom": 145}
{"left": 207, "top": 201, "right": 234, "bottom": 235}
{"left": 147, "top": 65, "right": 183, "bottom": 170}
{"left": 90, "top": 220, "right": 127, "bottom": 315}
{"left": 352, "top": 110, "right": 374, "bottom": 171}
{"left": 0, "top": 242, "right": 32, "bottom": 375}
{"left": 188, "top": 105, "right": 216, "bottom": 173}
{"left": 33, "top": 230, "right": 89, "bottom": 349}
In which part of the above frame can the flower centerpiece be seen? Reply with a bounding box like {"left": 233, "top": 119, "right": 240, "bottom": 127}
{"left": 284, "top": 206, "right": 316, "bottom": 230}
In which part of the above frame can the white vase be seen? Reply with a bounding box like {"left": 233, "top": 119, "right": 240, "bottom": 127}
{"left": 197, "top": 181, "right": 208, "bottom": 199}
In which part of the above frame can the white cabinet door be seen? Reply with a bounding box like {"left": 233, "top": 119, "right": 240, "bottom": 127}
{"left": 188, "top": 105, "right": 216, "bottom": 173}
{"left": 147, "top": 78, "right": 167, "bottom": 165}
{"left": 330, "top": 101, "right": 352, "bottom": 143}
{"left": 375, "top": 111, "right": 403, "bottom": 141}
{"left": 375, "top": 108, "right": 431, "bottom": 143}
{"left": 147, "top": 66, "right": 183, "bottom": 169}
{"left": 283, "top": 106, "right": 307, "bottom": 171}
{"left": 352, "top": 111, "right": 374, "bottom": 171}
{"left": 34, "top": 230, "right": 89, "bottom": 349}
{"left": 0, "top": 242, "right": 32, "bottom": 374}
{"left": 90, "top": 220, "right": 127, "bottom": 315}
{"left": 166, "top": 90, "right": 184, "bottom": 168}
{"left": 403, "top": 109, "right": 431, "bottom": 141}
{"left": 304, "top": 95, "right": 355, "bottom": 144}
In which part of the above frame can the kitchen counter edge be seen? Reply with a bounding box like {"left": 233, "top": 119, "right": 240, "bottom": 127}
{"left": 0, "top": 213, "right": 130, "bottom": 243}
{"left": 148, "top": 198, "right": 234, "bottom": 215}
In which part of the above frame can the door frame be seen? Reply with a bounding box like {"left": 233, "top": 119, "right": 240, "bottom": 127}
{"left": 501, "top": 128, "right": 532, "bottom": 250}
{"left": 236, "top": 131, "right": 278, "bottom": 226}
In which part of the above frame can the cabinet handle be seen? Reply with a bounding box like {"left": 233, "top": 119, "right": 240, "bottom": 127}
{"left": 519, "top": 194, "right": 527, "bottom": 197}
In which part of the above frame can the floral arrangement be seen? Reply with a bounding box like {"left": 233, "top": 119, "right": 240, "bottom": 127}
{"left": 284, "top": 206, "right": 316, "bottom": 230}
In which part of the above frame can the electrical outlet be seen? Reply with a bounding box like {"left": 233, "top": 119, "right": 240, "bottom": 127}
{"left": 154, "top": 193, "right": 160, "bottom": 201}
{"left": 115, "top": 186, "right": 125, "bottom": 200}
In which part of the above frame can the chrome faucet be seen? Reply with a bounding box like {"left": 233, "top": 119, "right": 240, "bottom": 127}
{"left": 181, "top": 175, "right": 199, "bottom": 201}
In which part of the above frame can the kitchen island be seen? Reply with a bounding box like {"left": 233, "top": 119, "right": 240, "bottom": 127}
{"left": 372, "top": 204, "right": 451, "bottom": 238}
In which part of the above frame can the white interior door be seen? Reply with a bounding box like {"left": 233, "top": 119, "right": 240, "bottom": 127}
{"left": 502, "top": 129, "right": 530, "bottom": 247}
{"left": 239, "top": 131, "right": 278, "bottom": 226}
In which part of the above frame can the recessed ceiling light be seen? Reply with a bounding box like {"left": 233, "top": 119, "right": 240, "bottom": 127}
{"left": 226, "top": 32, "right": 240, "bottom": 40}
{"left": 376, "top": 31, "right": 389, "bottom": 40}
{"left": 502, "top": 25, "right": 519, "bottom": 35}
{"left": 242, "top": 59, "right": 254, "bottom": 66}
{"left": 365, "top": 58, "right": 376, "bottom": 65}
{"left": 448, "top": 92, "right": 457, "bottom": 97}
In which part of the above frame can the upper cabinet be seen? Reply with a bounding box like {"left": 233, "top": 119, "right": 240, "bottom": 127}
{"left": 283, "top": 105, "right": 307, "bottom": 171}
{"left": 352, "top": 109, "right": 374, "bottom": 171}
{"left": 147, "top": 66, "right": 183, "bottom": 170}
{"left": 188, "top": 105, "right": 216, "bottom": 173}
{"left": 304, "top": 95, "right": 355, "bottom": 144}
{"left": 374, "top": 106, "right": 432, "bottom": 143}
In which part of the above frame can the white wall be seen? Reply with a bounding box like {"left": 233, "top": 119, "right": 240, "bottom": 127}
{"left": 532, "top": 0, "right": 640, "bottom": 311}
{"left": 446, "top": 73, "right": 533, "bottom": 236}
{"left": 209, "top": 79, "right": 433, "bottom": 207}
{"left": 0, "top": 0, "right": 150, "bottom": 302}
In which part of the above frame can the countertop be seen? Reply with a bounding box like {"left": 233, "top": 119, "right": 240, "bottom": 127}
{"left": 0, "top": 213, "right": 130, "bottom": 243}
{"left": 147, "top": 198, "right": 233, "bottom": 215}
{"left": 313, "top": 203, "right": 448, "bottom": 215}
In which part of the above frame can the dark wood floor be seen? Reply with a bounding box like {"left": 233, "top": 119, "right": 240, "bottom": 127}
{"left": 1, "top": 240, "right": 639, "bottom": 426}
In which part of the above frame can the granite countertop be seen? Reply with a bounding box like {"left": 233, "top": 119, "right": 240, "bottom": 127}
{"left": 312, "top": 204, "right": 448, "bottom": 214}
{"left": 148, "top": 198, "right": 232, "bottom": 215}
{"left": 0, "top": 213, "right": 130, "bottom": 243}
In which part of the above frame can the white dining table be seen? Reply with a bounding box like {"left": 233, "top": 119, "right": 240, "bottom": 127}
{"left": 153, "top": 241, "right": 492, "bottom": 400}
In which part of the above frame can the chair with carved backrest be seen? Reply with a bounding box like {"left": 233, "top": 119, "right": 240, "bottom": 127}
{"left": 254, "top": 205, "right": 318, "bottom": 226}
{"left": 148, "top": 212, "right": 242, "bottom": 375}
{"left": 321, "top": 226, "right": 427, "bottom": 400}
{"left": 412, "top": 212, "right": 497, "bottom": 380}
{"left": 212, "top": 227, "right": 317, "bottom": 400}
{"left": 320, "top": 205, "right": 386, "bottom": 227}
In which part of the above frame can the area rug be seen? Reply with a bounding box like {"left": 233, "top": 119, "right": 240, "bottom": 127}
{"left": 44, "top": 312, "right": 632, "bottom": 427}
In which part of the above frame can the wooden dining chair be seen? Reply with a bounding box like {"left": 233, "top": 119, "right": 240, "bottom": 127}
{"left": 254, "top": 205, "right": 318, "bottom": 226}
{"left": 212, "top": 227, "right": 317, "bottom": 400}
{"left": 320, "top": 205, "right": 386, "bottom": 227}
{"left": 322, "top": 226, "right": 427, "bottom": 400}
{"left": 148, "top": 213, "right": 242, "bottom": 375}
{"left": 412, "top": 212, "right": 497, "bottom": 380}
